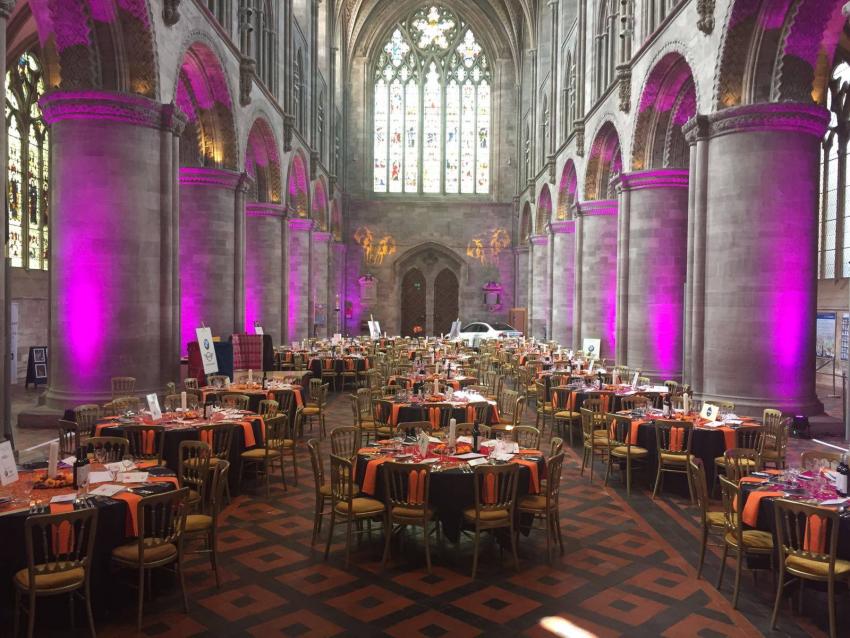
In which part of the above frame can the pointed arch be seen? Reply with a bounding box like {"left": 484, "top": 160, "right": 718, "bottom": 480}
{"left": 330, "top": 200, "right": 343, "bottom": 241}
{"left": 519, "top": 201, "right": 532, "bottom": 243}
{"left": 312, "top": 177, "right": 329, "bottom": 230}
{"left": 536, "top": 184, "right": 552, "bottom": 234}
{"left": 174, "top": 41, "right": 238, "bottom": 170}
{"left": 584, "top": 122, "right": 622, "bottom": 201}
{"left": 632, "top": 52, "right": 696, "bottom": 170}
{"left": 245, "top": 116, "right": 282, "bottom": 203}
{"left": 286, "top": 151, "right": 310, "bottom": 217}
{"left": 557, "top": 160, "right": 578, "bottom": 220}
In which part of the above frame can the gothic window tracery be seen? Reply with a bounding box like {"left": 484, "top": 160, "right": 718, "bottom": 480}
{"left": 373, "top": 5, "right": 491, "bottom": 194}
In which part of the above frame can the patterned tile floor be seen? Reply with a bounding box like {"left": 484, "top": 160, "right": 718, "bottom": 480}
{"left": 7, "top": 394, "right": 844, "bottom": 637}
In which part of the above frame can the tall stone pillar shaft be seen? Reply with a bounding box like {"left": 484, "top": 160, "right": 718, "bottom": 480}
{"left": 331, "top": 242, "right": 347, "bottom": 335}
{"left": 245, "top": 202, "right": 285, "bottom": 342}
{"left": 514, "top": 246, "right": 529, "bottom": 330}
{"left": 529, "top": 234, "right": 549, "bottom": 339}
{"left": 311, "top": 231, "right": 331, "bottom": 338}
{"left": 575, "top": 200, "right": 617, "bottom": 358}
{"left": 179, "top": 167, "right": 246, "bottom": 354}
{"left": 550, "top": 220, "right": 576, "bottom": 346}
{"left": 286, "top": 218, "right": 313, "bottom": 342}
{"left": 689, "top": 103, "right": 828, "bottom": 415}
{"left": 1, "top": 0, "right": 13, "bottom": 438}
{"left": 616, "top": 170, "right": 689, "bottom": 379}
{"left": 41, "top": 91, "right": 184, "bottom": 406}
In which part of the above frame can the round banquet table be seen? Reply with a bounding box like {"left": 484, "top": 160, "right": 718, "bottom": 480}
{"left": 549, "top": 384, "right": 666, "bottom": 411}
{"left": 98, "top": 415, "right": 265, "bottom": 492}
{"left": 201, "top": 384, "right": 304, "bottom": 416}
{"left": 0, "top": 466, "right": 176, "bottom": 624}
{"left": 739, "top": 482, "right": 850, "bottom": 561}
{"left": 354, "top": 452, "right": 544, "bottom": 542}
{"left": 375, "top": 399, "right": 500, "bottom": 427}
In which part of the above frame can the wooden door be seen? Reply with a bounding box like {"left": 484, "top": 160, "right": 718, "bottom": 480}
{"left": 400, "top": 268, "right": 426, "bottom": 337}
{"left": 433, "top": 268, "right": 459, "bottom": 336}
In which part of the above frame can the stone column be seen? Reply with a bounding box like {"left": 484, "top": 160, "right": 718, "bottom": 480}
{"left": 0, "top": 0, "right": 13, "bottom": 437}
{"left": 179, "top": 167, "right": 246, "bottom": 354}
{"left": 311, "top": 230, "right": 331, "bottom": 338}
{"left": 40, "top": 91, "right": 184, "bottom": 407}
{"left": 575, "top": 200, "right": 618, "bottom": 358}
{"left": 286, "top": 218, "right": 313, "bottom": 342}
{"left": 331, "top": 242, "right": 346, "bottom": 335}
{"left": 529, "top": 235, "right": 549, "bottom": 338}
{"left": 514, "top": 246, "right": 529, "bottom": 324}
{"left": 617, "top": 170, "right": 689, "bottom": 380}
{"left": 696, "top": 103, "right": 828, "bottom": 415}
{"left": 550, "top": 220, "right": 576, "bottom": 346}
{"left": 245, "top": 202, "right": 285, "bottom": 343}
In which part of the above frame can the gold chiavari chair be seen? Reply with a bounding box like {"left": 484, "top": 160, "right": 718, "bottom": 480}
{"left": 714, "top": 426, "right": 763, "bottom": 494}
{"left": 221, "top": 394, "right": 249, "bottom": 411}
{"left": 330, "top": 426, "right": 361, "bottom": 461}
{"left": 771, "top": 500, "right": 850, "bottom": 638}
{"left": 178, "top": 440, "right": 211, "bottom": 511}
{"left": 534, "top": 380, "right": 555, "bottom": 434}
{"left": 164, "top": 393, "right": 200, "bottom": 411}
{"left": 652, "top": 419, "right": 695, "bottom": 501}
{"left": 57, "top": 420, "right": 79, "bottom": 458}
{"left": 13, "top": 507, "right": 99, "bottom": 638}
{"left": 517, "top": 453, "right": 565, "bottom": 563}
{"left": 123, "top": 425, "right": 166, "bottom": 467}
{"left": 512, "top": 425, "right": 541, "bottom": 450}
{"left": 723, "top": 448, "right": 762, "bottom": 482}
{"left": 184, "top": 460, "right": 230, "bottom": 588}
{"left": 382, "top": 462, "right": 436, "bottom": 573}
{"left": 258, "top": 399, "right": 279, "bottom": 419}
{"left": 183, "top": 377, "right": 199, "bottom": 390}
{"left": 111, "top": 376, "right": 136, "bottom": 398}
{"left": 464, "top": 463, "right": 520, "bottom": 578}
{"left": 73, "top": 404, "right": 101, "bottom": 440}
{"left": 689, "top": 457, "right": 726, "bottom": 579}
{"left": 239, "top": 415, "right": 291, "bottom": 496}
{"left": 579, "top": 408, "right": 609, "bottom": 482}
{"left": 760, "top": 409, "right": 789, "bottom": 469}
{"left": 551, "top": 387, "right": 581, "bottom": 447}
{"left": 85, "top": 436, "right": 129, "bottom": 462}
{"left": 605, "top": 413, "right": 649, "bottom": 497}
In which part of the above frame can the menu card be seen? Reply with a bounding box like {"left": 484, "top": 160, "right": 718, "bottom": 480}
{"left": 0, "top": 441, "right": 18, "bottom": 486}
{"left": 117, "top": 472, "right": 149, "bottom": 483}
{"left": 90, "top": 484, "right": 126, "bottom": 497}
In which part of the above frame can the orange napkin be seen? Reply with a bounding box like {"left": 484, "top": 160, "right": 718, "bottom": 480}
{"left": 490, "top": 404, "right": 501, "bottom": 425}
{"left": 291, "top": 388, "right": 303, "bottom": 408}
{"left": 483, "top": 472, "right": 498, "bottom": 504}
{"left": 739, "top": 476, "right": 767, "bottom": 485}
{"left": 669, "top": 427, "right": 685, "bottom": 452}
{"left": 719, "top": 427, "right": 736, "bottom": 451}
{"left": 114, "top": 491, "right": 143, "bottom": 535}
{"left": 95, "top": 423, "right": 111, "bottom": 436}
{"left": 803, "top": 510, "right": 835, "bottom": 553}
{"left": 466, "top": 405, "right": 475, "bottom": 423}
{"left": 362, "top": 457, "right": 390, "bottom": 495}
{"left": 49, "top": 503, "right": 75, "bottom": 554}
{"left": 359, "top": 447, "right": 380, "bottom": 454}
{"left": 149, "top": 476, "right": 180, "bottom": 488}
{"left": 428, "top": 407, "right": 441, "bottom": 429}
{"left": 512, "top": 458, "right": 540, "bottom": 494}
{"left": 742, "top": 491, "right": 784, "bottom": 527}
{"left": 408, "top": 469, "right": 426, "bottom": 505}
{"left": 391, "top": 403, "right": 401, "bottom": 427}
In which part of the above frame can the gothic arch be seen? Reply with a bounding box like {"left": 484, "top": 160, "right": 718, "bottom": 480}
{"left": 312, "top": 177, "right": 329, "bottom": 231}
{"left": 330, "top": 200, "right": 343, "bottom": 241}
{"left": 245, "top": 116, "right": 282, "bottom": 203}
{"left": 535, "top": 184, "right": 552, "bottom": 234}
{"left": 631, "top": 52, "right": 696, "bottom": 170}
{"left": 393, "top": 241, "right": 467, "bottom": 282}
{"left": 713, "top": 0, "right": 845, "bottom": 109}
{"left": 557, "top": 160, "right": 578, "bottom": 220}
{"left": 28, "top": 0, "right": 158, "bottom": 97}
{"left": 584, "top": 121, "right": 622, "bottom": 201}
{"left": 286, "top": 151, "right": 310, "bottom": 217}
{"left": 519, "top": 201, "right": 532, "bottom": 243}
{"left": 174, "top": 40, "right": 238, "bottom": 170}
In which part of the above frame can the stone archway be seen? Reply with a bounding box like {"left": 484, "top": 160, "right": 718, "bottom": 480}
{"left": 433, "top": 269, "right": 459, "bottom": 336}
{"left": 400, "top": 268, "right": 426, "bottom": 337}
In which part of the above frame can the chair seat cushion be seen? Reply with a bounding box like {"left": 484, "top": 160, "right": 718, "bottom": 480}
{"left": 241, "top": 447, "right": 273, "bottom": 459}
{"left": 301, "top": 407, "right": 321, "bottom": 415}
{"left": 787, "top": 554, "right": 850, "bottom": 577}
{"left": 334, "top": 497, "right": 385, "bottom": 516}
{"left": 660, "top": 452, "right": 689, "bottom": 463}
{"left": 112, "top": 539, "right": 177, "bottom": 563}
{"left": 319, "top": 482, "right": 359, "bottom": 497}
{"left": 725, "top": 530, "right": 773, "bottom": 551}
{"left": 715, "top": 456, "right": 756, "bottom": 467}
{"left": 15, "top": 565, "right": 85, "bottom": 590}
{"left": 593, "top": 431, "right": 609, "bottom": 440}
{"left": 555, "top": 411, "right": 580, "bottom": 419}
{"left": 761, "top": 449, "right": 783, "bottom": 460}
{"left": 392, "top": 505, "right": 434, "bottom": 519}
{"left": 706, "top": 511, "right": 726, "bottom": 527}
{"left": 462, "top": 507, "right": 510, "bottom": 522}
{"left": 267, "top": 438, "right": 295, "bottom": 448}
{"left": 185, "top": 514, "right": 212, "bottom": 533}
{"left": 611, "top": 445, "right": 649, "bottom": 457}
{"left": 518, "top": 494, "right": 547, "bottom": 511}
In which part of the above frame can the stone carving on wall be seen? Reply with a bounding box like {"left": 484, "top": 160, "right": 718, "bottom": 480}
{"left": 311, "top": 150, "right": 320, "bottom": 181}
{"left": 697, "top": 0, "right": 715, "bottom": 34}
{"left": 163, "top": 0, "right": 181, "bottom": 26}
{"left": 240, "top": 57, "right": 256, "bottom": 106}
{"left": 284, "top": 114, "right": 295, "bottom": 152}
{"left": 574, "top": 120, "right": 585, "bottom": 157}
{"left": 616, "top": 64, "right": 631, "bottom": 113}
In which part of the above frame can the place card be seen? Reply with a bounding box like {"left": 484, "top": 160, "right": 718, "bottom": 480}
{"left": 492, "top": 453, "right": 515, "bottom": 462}
{"left": 89, "top": 484, "right": 126, "bottom": 497}
{"left": 455, "top": 452, "right": 486, "bottom": 460}
{"left": 146, "top": 393, "right": 162, "bottom": 421}
{"left": 117, "top": 472, "right": 149, "bottom": 484}
{"left": 0, "top": 440, "right": 19, "bottom": 486}
{"left": 106, "top": 461, "right": 134, "bottom": 473}
{"left": 467, "top": 457, "right": 488, "bottom": 467}
{"left": 50, "top": 493, "right": 77, "bottom": 504}
{"left": 88, "top": 471, "right": 114, "bottom": 484}
{"left": 61, "top": 456, "right": 77, "bottom": 466}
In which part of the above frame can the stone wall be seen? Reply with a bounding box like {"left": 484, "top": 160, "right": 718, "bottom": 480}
{"left": 10, "top": 269, "right": 48, "bottom": 383}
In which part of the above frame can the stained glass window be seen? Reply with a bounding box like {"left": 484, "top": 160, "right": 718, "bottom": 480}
{"left": 373, "top": 6, "right": 490, "bottom": 194}
{"left": 6, "top": 51, "right": 48, "bottom": 270}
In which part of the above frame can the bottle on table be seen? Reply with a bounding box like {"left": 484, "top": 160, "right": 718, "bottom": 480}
{"left": 472, "top": 420, "right": 481, "bottom": 454}
{"left": 837, "top": 453, "right": 849, "bottom": 498}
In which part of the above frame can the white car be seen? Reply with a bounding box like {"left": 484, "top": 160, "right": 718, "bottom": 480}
{"left": 458, "top": 321, "right": 523, "bottom": 347}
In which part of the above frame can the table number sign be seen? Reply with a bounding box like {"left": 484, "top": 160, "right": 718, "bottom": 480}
{"left": 700, "top": 403, "right": 719, "bottom": 422}
{"left": 631, "top": 372, "right": 640, "bottom": 389}
{"left": 254, "top": 325, "right": 264, "bottom": 335}
{"left": 582, "top": 338, "right": 601, "bottom": 358}
{"left": 196, "top": 326, "right": 219, "bottom": 375}
{"left": 146, "top": 393, "right": 162, "bottom": 421}
{"left": 0, "top": 440, "right": 18, "bottom": 486}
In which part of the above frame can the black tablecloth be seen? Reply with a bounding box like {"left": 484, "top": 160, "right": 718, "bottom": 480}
{"left": 376, "top": 400, "right": 499, "bottom": 427}
{"left": 354, "top": 457, "right": 541, "bottom": 542}
{"left": 0, "top": 467, "right": 175, "bottom": 624}
{"left": 309, "top": 357, "right": 370, "bottom": 380}
{"left": 634, "top": 421, "right": 728, "bottom": 488}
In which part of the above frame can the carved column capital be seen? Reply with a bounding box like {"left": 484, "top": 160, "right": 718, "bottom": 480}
{"left": 616, "top": 63, "right": 631, "bottom": 113}
{"left": 697, "top": 0, "right": 715, "bottom": 34}
{"left": 239, "top": 57, "right": 256, "bottom": 107}
{"left": 0, "top": 0, "right": 16, "bottom": 19}
{"left": 574, "top": 120, "right": 585, "bottom": 157}
{"left": 283, "top": 114, "right": 295, "bottom": 152}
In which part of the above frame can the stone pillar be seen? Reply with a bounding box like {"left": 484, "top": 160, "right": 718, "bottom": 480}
{"left": 41, "top": 91, "right": 184, "bottom": 406}
{"left": 286, "top": 218, "right": 313, "bottom": 342}
{"left": 575, "top": 200, "right": 618, "bottom": 358}
{"left": 331, "top": 242, "right": 346, "bottom": 335}
{"left": 550, "top": 220, "right": 576, "bottom": 346}
{"left": 514, "top": 246, "right": 529, "bottom": 323}
{"left": 616, "top": 170, "right": 689, "bottom": 380}
{"left": 245, "top": 202, "right": 285, "bottom": 343}
{"left": 694, "top": 103, "right": 828, "bottom": 415}
{"left": 529, "top": 235, "right": 549, "bottom": 339}
{"left": 0, "top": 0, "right": 13, "bottom": 437}
{"left": 311, "top": 230, "right": 331, "bottom": 338}
{"left": 179, "top": 167, "right": 246, "bottom": 354}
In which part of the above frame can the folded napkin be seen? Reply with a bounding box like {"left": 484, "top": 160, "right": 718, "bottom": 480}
{"left": 49, "top": 502, "right": 75, "bottom": 554}
{"left": 361, "top": 457, "right": 390, "bottom": 495}
{"left": 739, "top": 476, "right": 768, "bottom": 485}
{"left": 742, "top": 490, "right": 784, "bottom": 527}
{"left": 511, "top": 458, "right": 540, "bottom": 494}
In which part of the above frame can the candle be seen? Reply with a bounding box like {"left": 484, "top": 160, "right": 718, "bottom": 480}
{"left": 248, "top": 369, "right": 253, "bottom": 383}
{"left": 180, "top": 391, "right": 187, "bottom": 410}
{"left": 47, "top": 441, "right": 59, "bottom": 479}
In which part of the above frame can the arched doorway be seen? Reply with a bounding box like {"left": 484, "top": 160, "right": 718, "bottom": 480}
{"left": 400, "top": 269, "right": 426, "bottom": 337}
{"left": 433, "top": 269, "right": 459, "bottom": 336}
